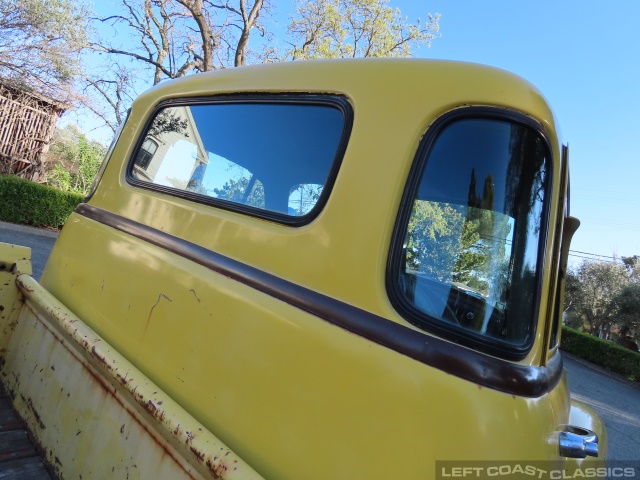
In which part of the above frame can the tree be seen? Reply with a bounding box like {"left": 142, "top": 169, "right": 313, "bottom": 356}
{"left": 44, "top": 125, "right": 106, "bottom": 195}
{"left": 622, "top": 255, "right": 640, "bottom": 281}
{"left": 610, "top": 283, "right": 640, "bottom": 348}
{"left": 91, "top": 0, "right": 267, "bottom": 81}
{"left": 286, "top": 0, "right": 439, "bottom": 60}
{"left": 213, "top": 176, "right": 264, "bottom": 208}
{"left": 83, "top": 0, "right": 439, "bottom": 134}
{"left": 0, "top": 0, "right": 89, "bottom": 101}
{"left": 79, "top": 64, "right": 138, "bottom": 134}
{"left": 82, "top": 0, "right": 269, "bottom": 132}
{"left": 565, "top": 260, "right": 631, "bottom": 338}
{"left": 405, "top": 201, "right": 486, "bottom": 284}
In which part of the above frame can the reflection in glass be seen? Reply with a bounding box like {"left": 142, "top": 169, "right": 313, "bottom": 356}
{"left": 130, "top": 102, "right": 345, "bottom": 217}
{"left": 399, "top": 118, "right": 548, "bottom": 348}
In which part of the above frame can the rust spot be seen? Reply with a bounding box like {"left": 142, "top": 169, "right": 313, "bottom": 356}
{"left": 20, "top": 394, "right": 46, "bottom": 430}
{"left": 190, "top": 446, "right": 205, "bottom": 461}
{"left": 145, "top": 400, "right": 158, "bottom": 415}
{"left": 91, "top": 346, "right": 108, "bottom": 367}
{"left": 189, "top": 289, "right": 201, "bottom": 303}
{"left": 23, "top": 304, "right": 205, "bottom": 480}
{"left": 205, "top": 458, "right": 230, "bottom": 479}
{"left": 120, "top": 424, "right": 125, "bottom": 434}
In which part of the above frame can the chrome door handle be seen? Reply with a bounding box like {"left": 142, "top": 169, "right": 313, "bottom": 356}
{"left": 558, "top": 425, "right": 599, "bottom": 458}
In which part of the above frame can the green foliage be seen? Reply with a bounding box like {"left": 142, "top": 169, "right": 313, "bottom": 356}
{"left": 85, "top": 0, "right": 440, "bottom": 132}
{"left": 406, "top": 201, "right": 470, "bottom": 281}
{"left": 0, "top": 175, "right": 83, "bottom": 228}
{"left": 561, "top": 326, "right": 640, "bottom": 382}
{"left": 405, "top": 200, "right": 512, "bottom": 298}
{"left": 288, "top": 0, "right": 439, "bottom": 60}
{"left": 0, "top": 0, "right": 89, "bottom": 98}
{"left": 566, "top": 260, "right": 636, "bottom": 337}
{"left": 45, "top": 125, "right": 106, "bottom": 195}
{"left": 611, "top": 283, "right": 640, "bottom": 336}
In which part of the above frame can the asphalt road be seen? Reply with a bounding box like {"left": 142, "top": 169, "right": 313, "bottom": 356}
{"left": 0, "top": 222, "right": 58, "bottom": 280}
{"left": 563, "top": 354, "right": 640, "bottom": 461}
{"left": 1, "top": 223, "right": 639, "bottom": 463}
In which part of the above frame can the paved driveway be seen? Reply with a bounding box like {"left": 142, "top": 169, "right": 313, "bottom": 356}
{"left": 0, "top": 222, "right": 57, "bottom": 280}
{"left": 563, "top": 354, "right": 640, "bottom": 461}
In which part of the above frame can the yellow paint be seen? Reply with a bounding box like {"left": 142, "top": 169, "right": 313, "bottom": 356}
{"left": 1, "top": 271, "right": 263, "bottom": 479}
{"left": 16, "top": 59, "right": 603, "bottom": 478}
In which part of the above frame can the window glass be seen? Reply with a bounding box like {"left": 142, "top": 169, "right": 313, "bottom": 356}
{"left": 395, "top": 117, "right": 549, "bottom": 350}
{"left": 130, "top": 101, "right": 346, "bottom": 219}
{"left": 134, "top": 138, "right": 158, "bottom": 170}
{"left": 288, "top": 184, "right": 323, "bottom": 216}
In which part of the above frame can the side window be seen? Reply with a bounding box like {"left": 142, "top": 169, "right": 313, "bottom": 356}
{"left": 128, "top": 99, "right": 349, "bottom": 223}
{"left": 389, "top": 113, "right": 550, "bottom": 359}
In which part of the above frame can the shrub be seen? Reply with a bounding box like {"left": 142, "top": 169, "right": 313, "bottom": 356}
{"left": 561, "top": 326, "right": 640, "bottom": 382}
{"left": 0, "top": 175, "right": 84, "bottom": 229}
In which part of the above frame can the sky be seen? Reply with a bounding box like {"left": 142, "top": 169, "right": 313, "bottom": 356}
{"left": 83, "top": 0, "right": 640, "bottom": 267}
{"left": 402, "top": 1, "right": 640, "bottom": 267}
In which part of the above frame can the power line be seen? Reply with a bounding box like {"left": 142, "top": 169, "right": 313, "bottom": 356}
{"left": 568, "top": 249, "right": 622, "bottom": 260}
{"left": 567, "top": 253, "right": 620, "bottom": 264}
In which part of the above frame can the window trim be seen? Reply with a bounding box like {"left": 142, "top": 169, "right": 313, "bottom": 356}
{"left": 386, "top": 107, "right": 554, "bottom": 361}
{"left": 125, "top": 94, "right": 353, "bottom": 227}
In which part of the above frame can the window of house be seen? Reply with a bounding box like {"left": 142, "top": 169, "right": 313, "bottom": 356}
{"left": 389, "top": 111, "right": 551, "bottom": 358}
{"left": 134, "top": 138, "right": 158, "bottom": 170}
{"left": 128, "top": 97, "right": 350, "bottom": 224}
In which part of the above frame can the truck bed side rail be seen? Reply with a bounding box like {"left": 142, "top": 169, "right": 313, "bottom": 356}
{"left": 0, "top": 244, "right": 263, "bottom": 480}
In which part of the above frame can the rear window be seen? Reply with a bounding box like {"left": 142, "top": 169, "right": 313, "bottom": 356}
{"left": 388, "top": 111, "right": 551, "bottom": 359}
{"left": 128, "top": 96, "right": 351, "bottom": 224}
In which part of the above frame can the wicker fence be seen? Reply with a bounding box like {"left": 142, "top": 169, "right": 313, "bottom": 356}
{"left": 0, "top": 82, "right": 65, "bottom": 182}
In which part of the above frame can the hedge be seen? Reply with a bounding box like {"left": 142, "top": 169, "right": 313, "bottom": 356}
{"left": 0, "top": 175, "right": 84, "bottom": 229}
{"left": 561, "top": 326, "right": 640, "bottom": 382}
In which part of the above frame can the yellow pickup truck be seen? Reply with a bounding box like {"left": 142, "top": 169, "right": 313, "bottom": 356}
{"left": 0, "top": 59, "right": 605, "bottom": 479}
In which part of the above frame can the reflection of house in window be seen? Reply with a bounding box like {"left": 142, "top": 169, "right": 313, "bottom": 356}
{"left": 135, "top": 138, "right": 159, "bottom": 170}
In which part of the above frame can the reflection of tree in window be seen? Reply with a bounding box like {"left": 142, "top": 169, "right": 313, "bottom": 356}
{"left": 399, "top": 117, "right": 547, "bottom": 348}
{"left": 406, "top": 201, "right": 470, "bottom": 282}
{"left": 503, "top": 127, "right": 547, "bottom": 342}
{"left": 148, "top": 110, "right": 190, "bottom": 138}
{"left": 288, "top": 184, "right": 323, "bottom": 216}
{"left": 134, "top": 138, "right": 158, "bottom": 170}
{"left": 458, "top": 169, "right": 513, "bottom": 299}
{"left": 213, "top": 176, "right": 265, "bottom": 209}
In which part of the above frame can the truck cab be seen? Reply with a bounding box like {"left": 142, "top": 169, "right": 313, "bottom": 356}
{"left": 1, "top": 59, "right": 605, "bottom": 479}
